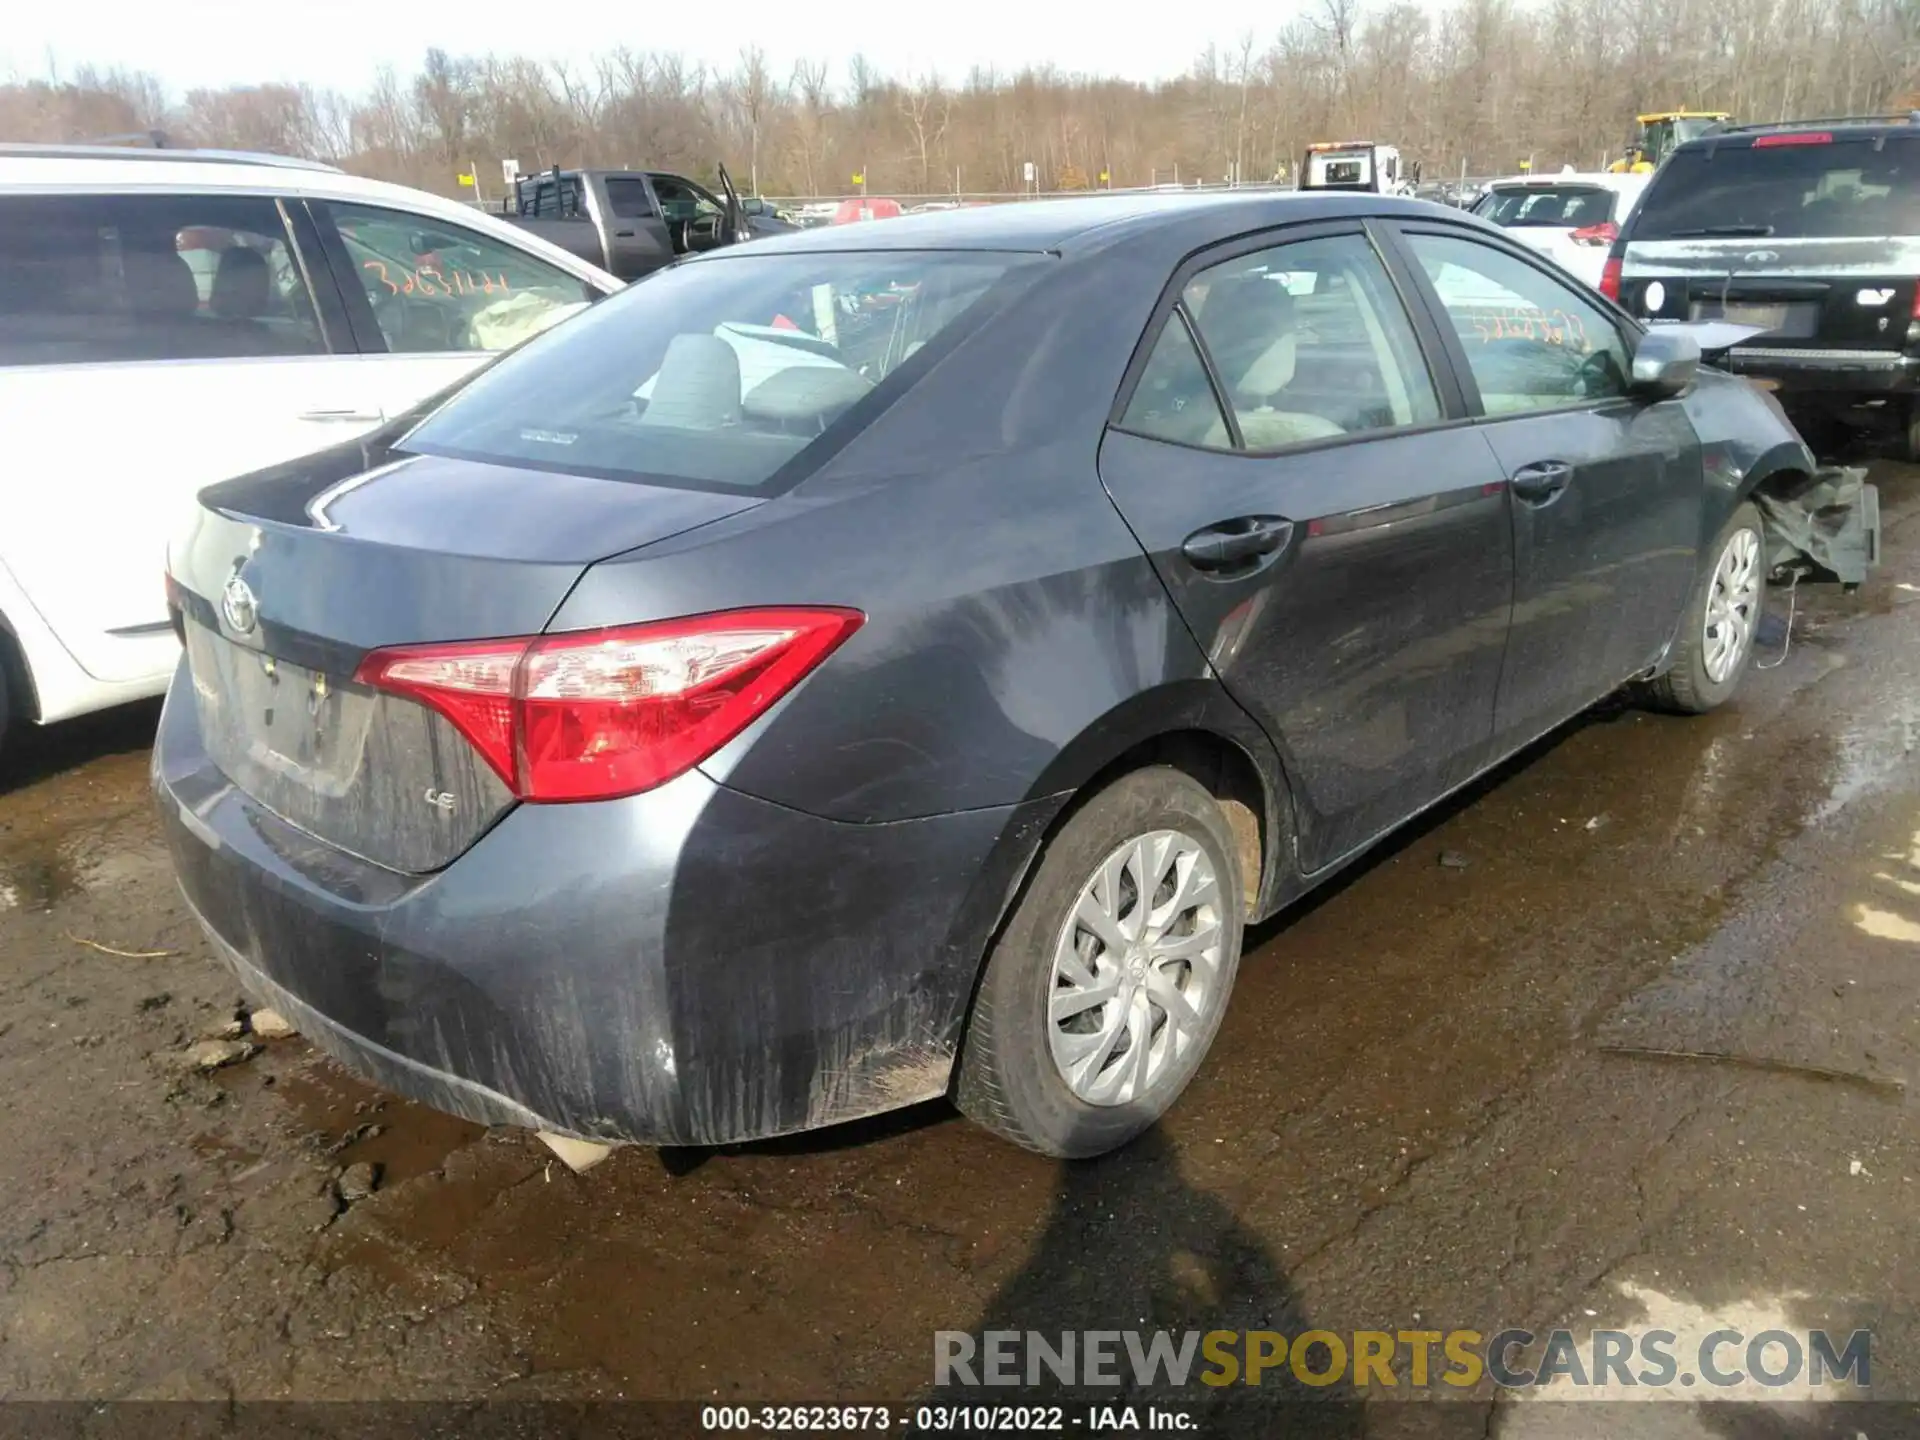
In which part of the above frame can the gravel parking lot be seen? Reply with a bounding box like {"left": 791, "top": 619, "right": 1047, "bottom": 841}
{"left": 3, "top": 465, "right": 1920, "bottom": 1435}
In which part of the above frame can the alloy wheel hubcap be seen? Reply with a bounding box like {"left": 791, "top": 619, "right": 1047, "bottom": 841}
{"left": 1047, "top": 830, "right": 1226, "bottom": 1107}
{"left": 1703, "top": 527, "right": 1762, "bottom": 684}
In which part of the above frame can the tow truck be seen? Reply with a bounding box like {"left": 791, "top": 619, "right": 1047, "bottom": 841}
{"left": 1297, "top": 141, "right": 1419, "bottom": 196}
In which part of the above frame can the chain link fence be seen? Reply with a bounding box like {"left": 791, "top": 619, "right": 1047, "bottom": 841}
{"left": 755, "top": 177, "right": 1505, "bottom": 222}
{"left": 464, "top": 175, "right": 1512, "bottom": 220}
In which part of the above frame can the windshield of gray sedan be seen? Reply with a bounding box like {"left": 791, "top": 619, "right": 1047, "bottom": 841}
{"left": 399, "top": 249, "right": 1038, "bottom": 489}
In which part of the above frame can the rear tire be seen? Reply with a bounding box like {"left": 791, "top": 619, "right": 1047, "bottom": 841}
{"left": 1642, "top": 501, "right": 1767, "bottom": 714}
{"left": 955, "top": 766, "right": 1245, "bottom": 1159}
{"left": 1902, "top": 400, "right": 1920, "bottom": 464}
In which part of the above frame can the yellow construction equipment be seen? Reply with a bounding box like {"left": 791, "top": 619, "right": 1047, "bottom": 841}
{"left": 1608, "top": 111, "right": 1732, "bottom": 173}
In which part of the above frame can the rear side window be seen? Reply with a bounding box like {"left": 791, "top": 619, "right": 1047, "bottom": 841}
{"left": 1634, "top": 135, "right": 1920, "bottom": 239}
{"left": 1117, "top": 233, "right": 1438, "bottom": 452}
{"left": 0, "top": 193, "right": 325, "bottom": 367}
{"left": 1118, "top": 314, "right": 1229, "bottom": 447}
{"left": 400, "top": 249, "right": 1039, "bottom": 490}
{"left": 524, "top": 179, "right": 583, "bottom": 218}
{"left": 601, "top": 178, "right": 656, "bottom": 218}
{"left": 1478, "top": 186, "right": 1617, "bottom": 228}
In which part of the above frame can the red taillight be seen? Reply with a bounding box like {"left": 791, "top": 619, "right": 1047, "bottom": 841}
{"left": 1570, "top": 221, "right": 1619, "bottom": 246}
{"left": 1599, "top": 256, "right": 1623, "bottom": 300}
{"left": 1753, "top": 131, "right": 1832, "bottom": 147}
{"left": 355, "top": 607, "right": 865, "bottom": 803}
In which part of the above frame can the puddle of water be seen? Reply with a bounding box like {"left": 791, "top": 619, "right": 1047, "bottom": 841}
{"left": 0, "top": 818, "right": 173, "bottom": 913}
{"left": 1813, "top": 697, "right": 1920, "bottom": 825}
{"left": 1512, "top": 1280, "right": 1844, "bottom": 1406}
{"left": 244, "top": 1054, "right": 485, "bottom": 1186}
{"left": 1198, "top": 695, "right": 1844, "bottom": 1214}
{"left": 0, "top": 849, "right": 88, "bottom": 912}
{"left": 188, "top": 1130, "right": 263, "bottom": 1172}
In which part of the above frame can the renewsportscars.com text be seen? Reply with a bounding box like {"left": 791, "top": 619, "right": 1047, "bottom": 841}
{"left": 934, "top": 1327, "right": 1872, "bottom": 1390}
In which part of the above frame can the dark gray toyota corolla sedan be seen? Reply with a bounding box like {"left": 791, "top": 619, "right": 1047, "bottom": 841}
{"left": 156, "top": 191, "right": 1819, "bottom": 1159}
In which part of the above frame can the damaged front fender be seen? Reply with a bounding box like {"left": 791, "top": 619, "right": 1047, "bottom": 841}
{"left": 1679, "top": 364, "right": 1880, "bottom": 588}
{"left": 1751, "top": 465, "right": 1882, "bottom": 588}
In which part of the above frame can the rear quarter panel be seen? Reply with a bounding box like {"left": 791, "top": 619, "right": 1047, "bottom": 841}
{"left": 550, "top": 242, "right": 1278, "bottom": 827}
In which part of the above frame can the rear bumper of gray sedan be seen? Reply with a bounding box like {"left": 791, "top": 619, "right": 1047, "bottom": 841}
{"left": 152, "top": 666, "right": 1054, "bottom": 1146}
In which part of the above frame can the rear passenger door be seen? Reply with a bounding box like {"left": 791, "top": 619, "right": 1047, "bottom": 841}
{"left": 596, "top": 176, "right": 676, "bottom": 276}
{"left": 307, "top": 199, "right": 604, "bottom": 420}
{"left": 1098, "top": 224, "right": 1515, "bottom": 871}
{"left": 1386, "top": 226, "right": 1702, "bottom": 746}
{"left": 0, "top": 189, "right": 366, "bottom": 682}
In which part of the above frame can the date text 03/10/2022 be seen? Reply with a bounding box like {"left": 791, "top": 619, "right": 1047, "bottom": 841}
{"left": 699, "top": 1405, "right": 1196, "bottom": 1432}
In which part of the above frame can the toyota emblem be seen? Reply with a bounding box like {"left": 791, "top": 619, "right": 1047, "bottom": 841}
{"left": 221, "top": 574, "right": 258, "bottom": 635}
{"left": 1744, "top": 250, "right": 1780, "bottom": 265}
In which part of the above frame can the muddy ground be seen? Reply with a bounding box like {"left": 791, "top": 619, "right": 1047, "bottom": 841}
{"left": 4, "top": 468, "right": 1920, "bottom": 1435}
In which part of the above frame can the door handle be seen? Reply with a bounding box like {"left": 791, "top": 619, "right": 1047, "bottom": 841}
{"left": 1510, "top": 461, "right": 1573, "bottom": 504}
{"left": 1181, "top": 516, "right": 1295, "bottom": 572}
{"left": 614, "top": 229, "right": 636, "bottom": 237}
{"left": 299, "top": 409, "right": 382, "bottom": 424}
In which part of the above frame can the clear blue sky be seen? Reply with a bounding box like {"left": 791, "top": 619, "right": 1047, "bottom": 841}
{"left": 6, "top": 0, "right": 1303, "bottom": 94}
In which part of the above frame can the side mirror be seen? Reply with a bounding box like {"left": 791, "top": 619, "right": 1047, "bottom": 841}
{"left": 1630, "top": 327, "right": 1701, "bottom": 397}
{"left": 741, "top": 197, "right": 767, "bottom": 216}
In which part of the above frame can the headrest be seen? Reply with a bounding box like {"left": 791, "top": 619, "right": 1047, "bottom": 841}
{"left": 211, "top": 246, "right": 271, "bottom": 320}
{"left": 122, "top": 249, "right": 200, "bottom": 320}
{"left": 639, "top": 333, "right": 742, "bottom": 430}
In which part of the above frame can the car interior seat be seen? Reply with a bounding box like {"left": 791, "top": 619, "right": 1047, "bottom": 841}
{"left": 1194, "top": 273, "right": 1346, "bottom": 448}
{"left": 209, "top": 247, "right": 288, "bottom": 353}
{"left": 122, "top": 248, "right": 204, "bottom": 359}
{"left": 638, "top": 333, "right": 743, "bottom": 430}
{"left": 0, "top": 230, "right": 104, "bottom": 363}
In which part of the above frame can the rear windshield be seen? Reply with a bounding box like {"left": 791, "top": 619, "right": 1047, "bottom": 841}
{"left": 1475, "top": 186, "right": 1617, "bottom": 227}
{"left": 1633, "top": 135, "right": 1920, "bottom": 239}
{"left": 399, "top": 249, "right": 1038, "bottom": 490}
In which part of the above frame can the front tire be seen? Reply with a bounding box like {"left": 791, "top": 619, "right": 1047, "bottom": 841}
{"left": 1643, "top": 501, "right": 1767, "bottom": 714}
{"left": 955, "top": 766, "right": 1245, "bottom": 1158}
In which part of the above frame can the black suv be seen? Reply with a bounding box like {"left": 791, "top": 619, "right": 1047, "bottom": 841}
{"left": 1605, "top": 113, "right": 1920, "bottom": 455}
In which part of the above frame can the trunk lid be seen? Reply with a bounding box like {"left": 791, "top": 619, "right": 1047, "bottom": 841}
{"left": 1509, "top": 227, "right": 1606, "bottom": 286}
{"left": 171, "top": 443, "right": 761, "bottom": 873}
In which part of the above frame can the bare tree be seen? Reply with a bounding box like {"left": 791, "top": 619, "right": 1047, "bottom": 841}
{"left": 899, "top": 74, "right": 950, "bottom": 192}
{"left": 787, "top": 58, "right": 834, "bottom": 195}
{"left": 412, "top": 47, "right": 476, "bottom": 182}
{"left": 14, "top": 1, "right": 1920, "bottom": 198}
{"left": 721, "top": 46, "right": 778, "bottom": 193}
